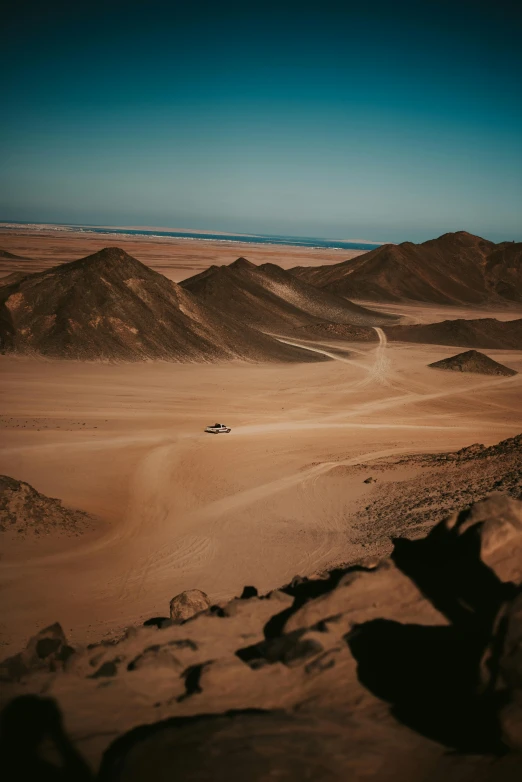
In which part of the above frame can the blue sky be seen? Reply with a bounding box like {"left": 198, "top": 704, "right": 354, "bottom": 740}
{"left": 1, "top": 0, "right": 521, "bottom": 242}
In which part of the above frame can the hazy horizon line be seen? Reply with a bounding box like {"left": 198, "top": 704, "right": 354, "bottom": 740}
{"left": 0, "top": 220, "right": 393, "bottom": 246}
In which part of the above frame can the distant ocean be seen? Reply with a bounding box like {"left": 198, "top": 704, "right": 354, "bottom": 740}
{"left": 0, "top": 222, "right": 382, "bottom": 252}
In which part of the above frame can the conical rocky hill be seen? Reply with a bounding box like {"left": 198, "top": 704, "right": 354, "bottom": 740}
{"left": 428, "top": 349, "right": 517, "bottom": 376}
{"left": 181, "top": 257, "right": 391, "bottom": 332}
{"left": 0, "top": 248, "right": 326, "bottom": 362}
{"left": 291, "top": 232, "right": 521, "bottom": 305}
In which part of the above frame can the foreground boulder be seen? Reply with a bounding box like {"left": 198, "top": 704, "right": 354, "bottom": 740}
{"left": 169, "top": 589, "right": 211, "bottom": 622}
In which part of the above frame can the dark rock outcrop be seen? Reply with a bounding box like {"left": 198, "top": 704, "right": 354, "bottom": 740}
{"left": 428, "top": 350, "right": 517, "bottom": 376}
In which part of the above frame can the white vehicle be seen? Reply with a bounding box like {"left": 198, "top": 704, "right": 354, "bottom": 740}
{"left": 205, "top": 423, "right": 231, "bottom": 434}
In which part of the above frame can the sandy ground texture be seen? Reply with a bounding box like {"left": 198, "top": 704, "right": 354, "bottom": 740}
{"left": 1, "top": 312, "right": 522, "bottom": 655}
{"left": 0, "top": 226, "right": 365, "bottom": 282}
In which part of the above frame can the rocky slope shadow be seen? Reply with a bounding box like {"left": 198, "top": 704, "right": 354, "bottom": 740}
{"left": 0, "top": 474, "right": 94, "bottom": 539}
{"left": 1, "top": 492, "right": 522, "bottom": 780}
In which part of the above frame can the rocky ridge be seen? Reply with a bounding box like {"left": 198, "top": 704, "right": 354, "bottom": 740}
{"left": 290, "top": 232, "right": 522, "bottom": 306}
{"left": 180, "top": 256, "right": 392, "bottom": 332}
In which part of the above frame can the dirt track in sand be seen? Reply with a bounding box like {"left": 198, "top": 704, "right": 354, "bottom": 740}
{"left": 1, "top": 303, "right": 522, "bottom": 654}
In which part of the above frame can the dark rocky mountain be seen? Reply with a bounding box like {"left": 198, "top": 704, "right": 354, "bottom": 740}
{"left": 0, "top": 248, "right": 326, "bottom": 363}
{"left": 428, "top": 349, "right": 517, "bottom": 376}
{"left": 181, "top": 257, "right": 392, "bottom": 332}
{"left": 290, "top": 232, "right": 522, "bottom": 305}
{"left": 385, "top": 318, "right": 522, "bottom": 350}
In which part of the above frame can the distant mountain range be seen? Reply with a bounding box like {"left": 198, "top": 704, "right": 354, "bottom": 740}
{"left": 290, "top": 232, "right": 522, "bottom": 305}
{"left": 1, "top": 231, "right": 521, "bottom": 362}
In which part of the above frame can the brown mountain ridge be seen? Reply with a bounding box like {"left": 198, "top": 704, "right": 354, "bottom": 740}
{"left": 0, "top": 248, "right": 327, "bottom": 363}
{"left": 180, "top": 256, "right": 394, "bottom": 332}
{"left": 290, "top": 232, "right": 522, "bottom": 305}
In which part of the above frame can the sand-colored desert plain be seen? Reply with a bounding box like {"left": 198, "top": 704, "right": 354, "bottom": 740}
{"left": 0, "top": 228, "right": 522, "bottom": 658}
